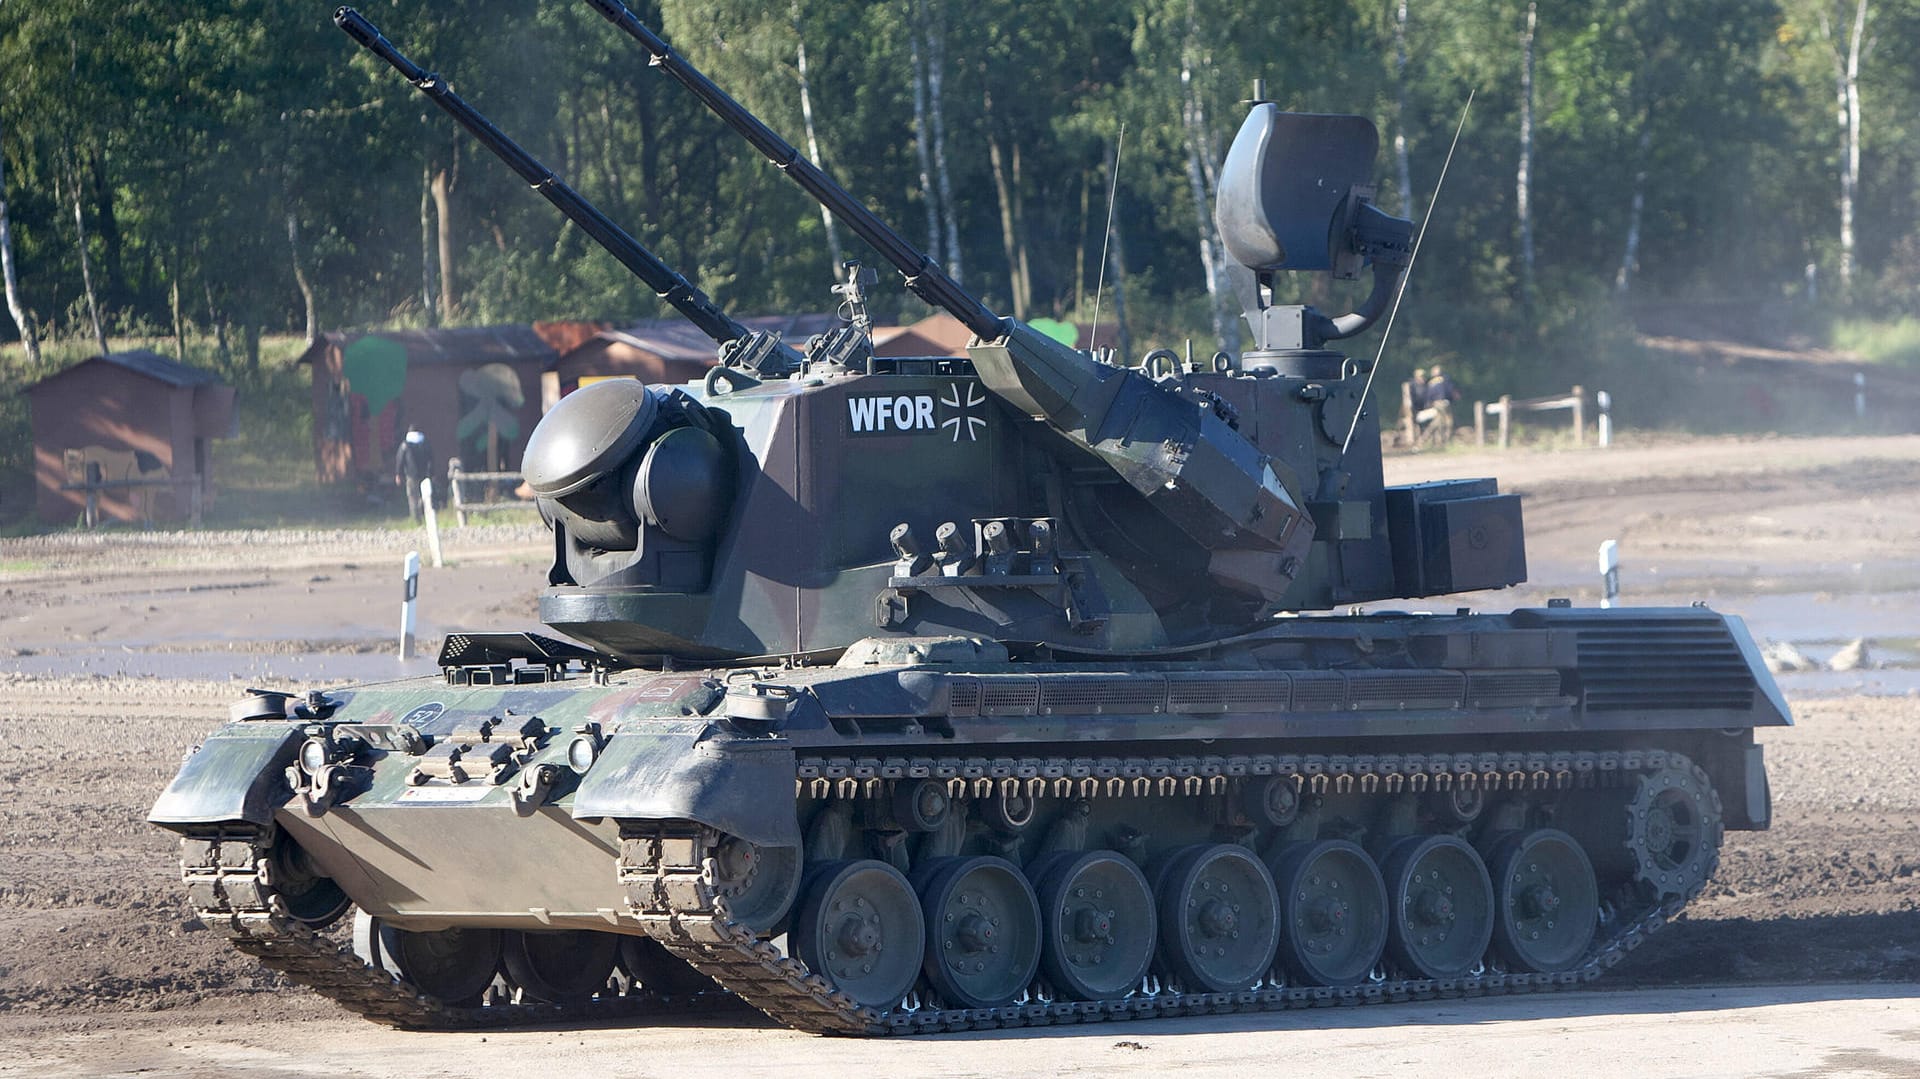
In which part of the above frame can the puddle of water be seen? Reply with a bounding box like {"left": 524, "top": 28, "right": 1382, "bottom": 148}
{"left": 1774, "top": 668, "right": 1920, "bottom": 697}
{"left": 7, "top": 648, "right": 441, "bottom": 685}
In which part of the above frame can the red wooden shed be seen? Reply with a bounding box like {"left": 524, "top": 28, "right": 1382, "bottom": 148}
{"left": 26, "top": 350, "right": 236, "bottom": 526}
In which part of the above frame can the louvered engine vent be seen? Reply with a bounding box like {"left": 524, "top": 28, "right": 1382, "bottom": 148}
{"left": 1576, "top": 616, "right": 1755, "bottom": 712}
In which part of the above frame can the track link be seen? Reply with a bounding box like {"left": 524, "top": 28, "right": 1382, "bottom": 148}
{"left": 179, "top": 828, "right": 711, "bottom": 1030}
{"left": 624, "top": 747, "right": 1715, "bottom": 1036}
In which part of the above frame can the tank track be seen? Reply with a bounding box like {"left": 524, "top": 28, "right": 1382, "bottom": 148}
{"left": 177, "top": 829, "right": 717, "bottom": 1030}
{"left": 624, "top": 747, "right": 1714, "bottom": 1036}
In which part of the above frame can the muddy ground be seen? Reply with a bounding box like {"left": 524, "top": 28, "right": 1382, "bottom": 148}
{"left": 1, "top": 434, "right": 1917, "bottom": 1074}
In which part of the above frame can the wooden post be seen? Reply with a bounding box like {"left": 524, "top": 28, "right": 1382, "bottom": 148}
{"left": 1498, "top": 395, "right": 1512, "bottom": 449}
{"left": 1401, "top": 381, "right": 1416, "bottom": 446}
{"left": 1571, "top": 385, "right": 1585, "bottom": 445}
{"left": 448, "top": 457, "right": 467, "bottom": 528}
{"left": 1474, "top": 401, "right": 1486, "bottom": 446}
{"left": 399, "top": 550, "right": 420, "bottom": 659}
{"left": 421, "top": 479, "right": 444, "bottom": 568}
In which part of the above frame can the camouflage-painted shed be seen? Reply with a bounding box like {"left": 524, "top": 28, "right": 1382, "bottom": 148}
{"left": 301, "top": 323, "right": 602, "bottom": 484}
{"left": 26, "top": 350, "right": 236, "bottom": 525}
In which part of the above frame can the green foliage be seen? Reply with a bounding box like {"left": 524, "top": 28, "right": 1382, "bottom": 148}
{"left": 2, "top": 0, "right": 1919, "bottom": 481}
{"left": 1832, "top": 315, "right": 1920, "bottom": 368}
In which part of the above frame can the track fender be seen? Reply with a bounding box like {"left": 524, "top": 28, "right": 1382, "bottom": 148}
{"left": 148, "top": 724, "right": 300, "bottom": 829}
{"left": 573, "top": 720, "right": 799, "bottom": 847}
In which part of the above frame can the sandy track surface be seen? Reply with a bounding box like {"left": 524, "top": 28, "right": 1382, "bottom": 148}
{"left": 1, "top": 434, "right": 1918, "bottom": 1074}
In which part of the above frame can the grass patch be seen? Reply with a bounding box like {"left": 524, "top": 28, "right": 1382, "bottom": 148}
{"left": 1831, "top": 316, "right": 1920, "bottom": 369}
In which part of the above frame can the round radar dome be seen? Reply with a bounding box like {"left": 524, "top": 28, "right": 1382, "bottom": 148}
{"left": 633, "top": 425, "right": 729, "bottom": 542}
{"left": 523, "top": 380, "right": 660, "bottom": 498}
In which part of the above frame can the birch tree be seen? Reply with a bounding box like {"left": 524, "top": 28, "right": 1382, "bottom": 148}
{"left": 0, "top": 111, "right": 38, "bottom": 364}
{"left": 791, "top": 4, "right": 843, "bottom": 272}
{"left": 1819, "top": 0, "right": 1873, "bottom": 293}
{"left": 1177, "top": 9, "right": 1235, "bottom": 353}
{"left": 1516, "top": 1, "right": 1536, "bottom": 304}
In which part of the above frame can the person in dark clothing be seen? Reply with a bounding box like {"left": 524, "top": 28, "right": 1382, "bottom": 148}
{"left": 395, "top": 426, "right": 434, "bottom": 521}
{"left": 1422, "top": 364, "right": 1463, "bottom": 444}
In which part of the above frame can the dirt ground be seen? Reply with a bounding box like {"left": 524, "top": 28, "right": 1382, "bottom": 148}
{"left": 1, "top": 434, "right": 1917, "bottom": 1075}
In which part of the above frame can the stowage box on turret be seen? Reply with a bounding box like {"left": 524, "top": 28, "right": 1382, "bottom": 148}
{"left": 150, "top": 5, "right": 1786, "bottom": 1035}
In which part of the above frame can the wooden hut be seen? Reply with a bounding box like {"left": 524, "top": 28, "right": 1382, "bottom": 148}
{"left": 27, "top": 350, "right": 236, "bottom": 526}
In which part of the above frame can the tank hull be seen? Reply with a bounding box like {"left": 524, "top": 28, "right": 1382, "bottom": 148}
{"left": 153, "top": 605, "right": 1783, "bottom": 1032}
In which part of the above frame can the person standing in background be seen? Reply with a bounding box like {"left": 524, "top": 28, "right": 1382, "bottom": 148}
{"left": 395, "top": 426, "right": 434, "bottom": 521}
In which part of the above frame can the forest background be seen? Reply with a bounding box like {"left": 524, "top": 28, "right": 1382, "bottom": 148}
{"left": 1, "top": 0, "right": 1915, "bottom": 521}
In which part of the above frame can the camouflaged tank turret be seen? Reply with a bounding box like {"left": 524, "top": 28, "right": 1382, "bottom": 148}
{"left": 148, "top": 6, "right": 1787, "bottom": 1036}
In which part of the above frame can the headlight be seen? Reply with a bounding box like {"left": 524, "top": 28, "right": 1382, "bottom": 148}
{"left": 567, "top": 734, "right": 599, "bottom": 774}
{"left": 299, "top": 737, "right": 332, "bottom": 776}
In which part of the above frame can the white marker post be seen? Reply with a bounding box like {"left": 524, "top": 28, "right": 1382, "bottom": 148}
{"left": 1855, "top": 372, "right": 1866, "bottom": 420}
{"left": 1596, "top": 390, "right": 1612, "bottom": 448}
{"left": 420, "top": 478, "right": 444, "bottom": 568}
{"left": 1599, "top": 539, "right": 1620, "bottom": 609}
{"left": 400, "top": 550, "right": 421, "bottom": 659}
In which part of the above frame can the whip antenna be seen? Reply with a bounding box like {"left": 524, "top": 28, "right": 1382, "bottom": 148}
{"left": 1089, "top": 122, "right": 1125, "bottom": 354}
{"left": 1340, "top": 89, "right": 1474, "bottom": 455}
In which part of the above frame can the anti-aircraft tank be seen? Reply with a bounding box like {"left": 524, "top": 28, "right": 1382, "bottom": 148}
{"left": 149, "top": 4, "right": 1788, "bottom": 1035}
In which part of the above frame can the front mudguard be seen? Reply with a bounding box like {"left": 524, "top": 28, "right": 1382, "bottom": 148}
{"left": 149, "top": 723, "right": 301, "bottom": 830}
{"left": 572, "top": 720, "right": 798, "bottom": 848}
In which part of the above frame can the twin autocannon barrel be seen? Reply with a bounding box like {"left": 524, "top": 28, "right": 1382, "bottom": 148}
{"left": 335, "top": 5, "right": 1317, "bottom": 600}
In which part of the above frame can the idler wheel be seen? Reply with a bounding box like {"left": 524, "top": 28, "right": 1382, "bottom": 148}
{"left": 617, "top": 935, "right": 718, "bottom": 997}
{"left": 1381, "top": 835, "right": 1494, "bottom": 979}
{"left": 1035, "top": 850, "right": 1157, "bottom": 1001}
{"left": 707, "top": 837, "right": 804, "bottom": 934}
{"left": 502, "top": 929, "right": 619, "bottom": 1005}
{"left": 1488, "top": 828, "right": 1598, "bottom": 973}
{"left": 792, "top": 859, "right": 925, "bottom": 1009}
{"left": 262, "top": 832, "right": 349, "bottom": 928}
{"left": 372, "top": 920, "right": 503, "bottom": 1006}
{"left": 916, "top": 855, "right": 1043, "bottom": 1008}
{"left": 1155, "top": 843, "right": 1280, "bottom": 992}
{"left": 1273, "top": 839, "right": 1388, "bottom": 986}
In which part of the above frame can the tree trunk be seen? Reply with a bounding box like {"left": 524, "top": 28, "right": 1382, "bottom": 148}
{"left": 1090, "top": 131, "right": 1128, "bottom": 356}
{"left": 203, "top": 280, "right": 231, "bottom": 368}
{"left": 1010, "top": 142, "right": 1034, "bottom": 317}
{"left": 287, "top": 211, "right": 318, "bottom": 347}
{"left": 89, "top": 151, "right": 124, "bottom": 309}
{"left": 792, "top": 10, "right": 843, "bottom": 273}
{"left": 243, "top": 322, "right": 261, "bottom": 371}
{"left": 926, "top": 0, "right": 962, "bottom": 284}
{"left": 420, "top": 163, "right": 436, "bottom": 324}
{"left": 0, "top": 113, "right": 40, "bottom": 365}
{"left": 1829, "top": 0, "right": 1870, "bottom": 294}
{"left": 1106, "top": 214, "right": 1133, "bottom": 362}
{"left": 599, "top": 93, "right": 625, "bottom": 219}
{"left": 1517, "top": 1, "right": 1536, "bottom": 304}
{"left": 1075, "top": 170, "right": 1090, "bottom": 318}
{"left": 985, "top": 120, "right": 1026, "bottom": 319}
{"left": 909, "top": 6, "right": 942, "bottom": 265}
{"left": 1614, "top": 121, "right": 1651, "bottom": 295}
{"left": 1179, "top": 16, "right": 1236, "bottom": 354}
{"left": 169, "top": 269, "right": 186, "bottom": 363}
{"left": 1394, "top": 0, "right": 1414, "bottom": 214}
{"left": 67, "top": 161, "right": 108, "bottom": 355}
{"left": 431, "top": 163, "right": 457, "bottom": 323}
